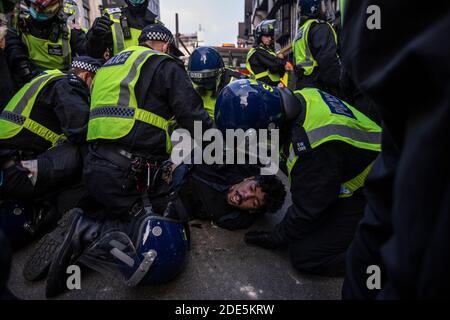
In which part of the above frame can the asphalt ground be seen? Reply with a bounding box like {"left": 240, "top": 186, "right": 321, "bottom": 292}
{"left": 8, "top": 174, "right": 343, "bottom": 300}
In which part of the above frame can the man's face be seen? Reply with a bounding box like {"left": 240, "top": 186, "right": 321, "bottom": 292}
{"left": 227, "top": 178, "right": 266, "bottom": 212}
{"left": 261, "top": 35, "right": 273, "bottom": 46}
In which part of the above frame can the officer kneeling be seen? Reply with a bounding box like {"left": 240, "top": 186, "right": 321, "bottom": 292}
{"left": 216, "top": 80, "right": 381, "bottom": 277}
{"left": 0, "top": 57, "right": 100, "bottom": 245}
{"left": 41, "top": 24, "right": 212, "bottom": 298}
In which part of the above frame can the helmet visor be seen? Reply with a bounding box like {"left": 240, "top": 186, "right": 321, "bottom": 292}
{"left": 77, "top": 231, "right": 155, "bottom": 287}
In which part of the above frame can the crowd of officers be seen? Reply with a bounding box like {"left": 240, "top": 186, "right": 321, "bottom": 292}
{"left": 0, "top": 0, "right": 448, "bottom": 300}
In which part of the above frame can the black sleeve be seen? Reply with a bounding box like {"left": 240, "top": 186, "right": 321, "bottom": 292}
{"left": 86, "top": 29, "right": 113, "bottom": 59}
{"left": 69, "top": 27, "right": 87, "bottom": 56}
{"left": 51, "top": 75, "right": 91, "bottom": 144}
{"left": 156, "top": 59, "right": 213, "bottom": 135}
{"left": 4, "top": 30, "right": 34, "bottom": 87}
{"left": 253, "top": 48, "right": 286, "bottom": 75}
{"left": 309, "top": 23, "right": 341, "bottom": 90}
{"left": 272, "top": 143, "right": 343, "bottom": 243}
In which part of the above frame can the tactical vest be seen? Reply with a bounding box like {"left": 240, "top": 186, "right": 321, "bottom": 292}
{"left": 293, "top": 19, "right": 337, "bottom": 76}
{"left": 106, "top": 8, "right": 143, "bottom": 56}
{"left": 0, "top": 70, "right": 66, "bottom": 147}
{"left": 21, "top": 23, "right": 72, "bottom": 71}
{"left": 246, "top": 46, "right": 282, "bottom": 83}
{"left": 88, "top": 46, "right": 173, "bottom": 154}
{"left": 285, "top": 88, "right": 381, "bottom": 198}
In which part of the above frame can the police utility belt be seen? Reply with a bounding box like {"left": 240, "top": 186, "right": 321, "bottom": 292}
{"left": 91, "top": 143, "right": 162, "bottom": 193}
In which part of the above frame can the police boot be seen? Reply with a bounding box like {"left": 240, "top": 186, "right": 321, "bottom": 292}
{"left": 23, "top": 208, "right": 81, "bottom": 282}
{"left": 45, "top": 211, "right": 102, "bottom": 298}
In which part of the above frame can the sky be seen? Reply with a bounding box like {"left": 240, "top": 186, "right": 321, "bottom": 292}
{"left": 160, "top": 0, "right": 245, "bottom": 46}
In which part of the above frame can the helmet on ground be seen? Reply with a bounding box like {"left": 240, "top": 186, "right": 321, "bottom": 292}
{"left": 78, "top": 213, "right": 189, "bottom": 286}
{"left": 215, "top": 79, "right": 301, "bottom": 132}
{"left": 28, "top": 0, "right": 62, "bottom": 21}
{"left": 187, "top": 47, "right": 225, "bottom": 92}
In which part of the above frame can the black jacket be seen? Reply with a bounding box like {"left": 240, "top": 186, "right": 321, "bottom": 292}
{"left": 5, "top": 17, "right": 86, "bottom": 87}
{"left": 295, "top": 21, "right": 341, "bottom": 96}
{"left": 0, "top": 73, "right": 90, "bottom": 156}
{"left": 273, "top": 99, "right": 379, "bottom": 244}
{"left": 341, "top": 0, "right": 450, "bottom": 299}
{"left": 87, "top": 5, "right": 157, "bottom": 59}
{"left": 96, "top": 48, "right": 212, "bottom": 158}
{"left": 178, "top": 164, "right": 263, "bottom": 230}
{"left": 0, "top": 49, "right": 14, "bottom": 110}
{"left": 248, "top": 44, "right": 286, "bottom": 86}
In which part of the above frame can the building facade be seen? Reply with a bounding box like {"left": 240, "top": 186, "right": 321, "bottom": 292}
{"left": 67, "top": 0, "right": 160, "bottom": 29}
{"left": 241, "top": 0, "right": 340, "bottom": 56}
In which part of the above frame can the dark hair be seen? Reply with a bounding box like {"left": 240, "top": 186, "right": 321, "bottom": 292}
{"left": 254, "top": 175, "right": 286, "bottom": 213}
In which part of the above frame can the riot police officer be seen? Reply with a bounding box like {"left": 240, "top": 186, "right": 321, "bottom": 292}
{"left": 216, "top": 79, "right": 381, "bottom": 276}
{"left": 0, "top": 56, "right": 100, "bottom": 201}
{"left": 86, "top": 0, "right": 177, "bottom": 59}
{"left": 187, "top": 46, "right": 245, "bottom": 119}
{"left": 83, "top": 23, "right": 212, "bottom": 220}
{"left": 293, "top": 0, "right": 341, "bottom": 95}
{"left": 5, "top": 0, "right": 87, "bottom": 87}
{"left": 246, "top": 19, "right": 290, "bottom": 87}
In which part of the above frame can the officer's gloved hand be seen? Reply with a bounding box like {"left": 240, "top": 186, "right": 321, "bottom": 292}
{"left": 91, "top": 15, "right": 113, "bottom": 37}
{"left": 245, "top": 231, "right": 286, "bottom": 250}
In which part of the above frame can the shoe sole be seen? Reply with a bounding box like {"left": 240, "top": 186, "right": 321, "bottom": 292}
{"left": 46, "top": 212, "right": 82, "bottom": 298}
{"left": 23, "top": 210, "right": 79, "bottom": 282}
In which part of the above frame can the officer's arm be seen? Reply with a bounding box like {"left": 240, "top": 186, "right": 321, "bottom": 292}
{"left": 69, "top": 27, "right": 88, "bottom": 56}
{"left": 159, "top": 59, "right": 213, "bottom": 135}
{"left": 310, "top": 23, "right": 341, "bottom": 91}
{"left": 255, "top": 49, "right": 287, "bottom": 75}
{"left": 52, "top": 76, "right": 90, "bottom": 144}
{"left": 4, "top": 30, "right": 34, "bottom": 87}
{"left": 272, "top": 143, "right": 343, "bottom": 243}
{"left": 86, "top": 28, "right": 112, "bottom": 59}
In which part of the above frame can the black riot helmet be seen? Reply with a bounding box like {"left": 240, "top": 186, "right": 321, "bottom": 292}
{"left": 254, "top": 19, "right": 276, "bottom": 45}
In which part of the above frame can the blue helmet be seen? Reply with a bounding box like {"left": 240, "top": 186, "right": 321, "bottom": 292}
{"left": 187, "top": 47, "right": 225, "bottom": 92}
{"left": 78, "top": 214, "right": 188, "bottom": 286}
{"left": 215, "top": 79, "right": 301, "bottom": 132}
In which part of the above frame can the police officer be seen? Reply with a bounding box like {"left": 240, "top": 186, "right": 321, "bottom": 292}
{"left": 216, "top": 79, "right": 381, "bottom": 276}
{"left": 4, "top": 0, "right": 87, "bottom": 87}
{"left": 83, "top": 24, "right": 212, "bottom": 220}
{"left": 0, "top": 56, "right": 100, "bottom": 201}
{"left": 293, "top": 0, "right": 341, "bottom": 95}
{"left": 246, "top": 19, "right": 290, "bottom": 87}
{"left": 187, "top": 46, "right": 246, "bottom": 119}
{"left": 87, "top": 0, "right": 173, "bottom": 59}
{"left": 0, "top": 3, "right": 16, "bottom": 109}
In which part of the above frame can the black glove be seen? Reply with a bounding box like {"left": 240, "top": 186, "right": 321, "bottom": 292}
{"left": 244, "top": 231, "right": 286, "bottom": 250}
{"left": 91, "top": 15, "right": 113, "bottom": 37}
